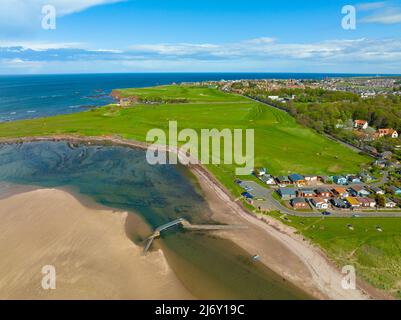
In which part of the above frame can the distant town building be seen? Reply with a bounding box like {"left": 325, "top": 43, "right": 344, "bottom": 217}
{"left": 376, "top": 129, "right": 399, "bottom": 139}
{"left": 354, "top": 120, "right": 368, "bottom": 130}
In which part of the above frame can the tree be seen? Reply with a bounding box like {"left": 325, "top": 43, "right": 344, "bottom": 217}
{"left": 375, "top": 194, "right": 386, "bottom": 208}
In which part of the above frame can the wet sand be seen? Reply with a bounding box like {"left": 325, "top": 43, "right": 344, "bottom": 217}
{"left": 0, "top": 188, "right": 193, "bottom": 300}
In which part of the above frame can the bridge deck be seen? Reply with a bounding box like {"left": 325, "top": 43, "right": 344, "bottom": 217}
{"left": 143, "top": 218, "right": 247, "bottom": 254}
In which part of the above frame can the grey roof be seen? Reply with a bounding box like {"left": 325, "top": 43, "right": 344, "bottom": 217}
{"left": 278, "top": 188, "right": 296, "bottom": 195}
{"left": 288, "top": 174, "right": 305, "bottom": 182}
{"left": 291, "top": 197, "right": 307, "bottom": 204}
{"left": 331, "top": 198, "right": 347, "bottom": 206}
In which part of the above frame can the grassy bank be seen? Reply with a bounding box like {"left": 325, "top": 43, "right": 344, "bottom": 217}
{"left": 266, "top": 211, "right": 401, "bottom": 298}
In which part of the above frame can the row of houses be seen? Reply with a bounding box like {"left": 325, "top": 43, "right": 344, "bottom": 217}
{"left": 290, "top": 196, "right": 397, "bottom": 210}
{"left": 255, "top": 168, "right": 373, "bottom": 187}
{"left": 278, "top": 185, "right": 400, "bottom": 210}
{"left": 279, "top": 185, "right": 401, "bottom": 200}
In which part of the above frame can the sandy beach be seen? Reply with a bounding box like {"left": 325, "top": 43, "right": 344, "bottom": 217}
{"left": 0, "top": 188, "right": 193, "bottom": 300}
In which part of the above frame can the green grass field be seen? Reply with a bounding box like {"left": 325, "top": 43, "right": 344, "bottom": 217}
{"left": 117, "top": 85, "right": 246, "bottom": 102}
{"left": 266, "top": 211, "right": 401, "bottom": 298}
{"left": 0, "top": 85, "right": 369, "bottom": 194}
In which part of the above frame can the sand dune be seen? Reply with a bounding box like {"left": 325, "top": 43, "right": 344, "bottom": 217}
{"left": 0, "top": 188, "right": 192, "bottom": 300}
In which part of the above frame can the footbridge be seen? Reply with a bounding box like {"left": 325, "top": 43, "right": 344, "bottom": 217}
{"left": 143, "top": 218, "right": 247, "bottom": 253}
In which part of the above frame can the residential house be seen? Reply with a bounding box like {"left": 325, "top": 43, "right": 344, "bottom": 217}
{"left": 388, "top": 186, "right": 401, "bottom": 196}
{"left": 333, "top": 175, "right": 347, "bottom": 185}
{"left": 291, "top": 197, "right": 309, "bottom": 209}
{"left": 347, "top": 175, "right": 362, "bottom": 184}
{"left": 356, "top": 197, "right": 376, "bottom": 208}
{"left": 304, "top": 175, "right": 318, "bottom": 185}
{"left": 370, "top": 187, "right": 385, "bottom": 195}
{"left": 349, "top": 186, "right": 370, "bottom": 197}
{"left": 297, "top": 188, "right": 316, "bottom": 198}
{"left": 277, "top": 188, "right": 297, "bottom": 200}
{"left": 346, "top": 197, "right": 361, "bottom": 208}
{"left": 332, "top": 187, "right": 349, "bottom": 198}
{"left": 260, "top": 174, "right": 276, "bottom": 185}
{"left": 376, "top": 128, "right": 399, "bottom": 139}
{"left": 385, "top": 198, "right": 397, "bottom": 208}
{"left": 255, "top": 168, "right": 268, "bottom": 177}
{"left": 315, "top": 188, "right": 332, "bottom": 198}
{"left": 311, "top": 198, "right": 329, "bottom": 209}
{"left": 288, "top": 174, "right": 306, "bottom": 186}
{"left": 331, "top": 198, "right": 349, "bottom": 209}
{"left": 354, "top": 120, "right": 368, "bottom": 130}
{"left": 276, "top": 176, "right": 291, "bottom": 186}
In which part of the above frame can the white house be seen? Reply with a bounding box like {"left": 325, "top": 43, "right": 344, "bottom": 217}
{"left": 260, "top": 174, "right": 276, "bottom": 185}
{"left": 385, "top": 198, "right": 397, "bottom": 208}
{"left": 311, "top": 198, "right": 329, "bottom": 209}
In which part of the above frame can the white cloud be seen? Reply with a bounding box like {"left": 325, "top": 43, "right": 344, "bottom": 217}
{"left": 126, "top": 37, "right": 401, "bottom": 62}
{"left": 0, "top": 0, "right": 124, "bottom": 35}
{"left": 0, "top": 41, "right": 84, "bottom": 51}
{"left": 1, "top": 37, "right": 401, "bottom": 74}
{"left": 356, "top": 1, "right": 387, "bottom": 11}
{"left": 361, "top": 9, "right": 401, "bottom": 24}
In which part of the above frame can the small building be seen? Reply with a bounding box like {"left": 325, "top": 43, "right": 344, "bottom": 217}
{"left": 277, "top": 188, "right": 297, "bottom": 200}
{"left": 388, "top": 186, "right": 401, "bottom": 195}
{"left": 316, "top": 188, "right": 332, "bottom": 198}
{"left": 385, "top": 198, "right": 397, "bottom": 208}
{"left": 333, "top": 175, "right": 347, "bottom": 185}
{"left": 377, "top": 128, "right": 399, "bottom": 139}
{"left": 276, "top": 176, "right": 291, "bottom": 186}
{"left": 346, "top": 197, "right": 361, "bottom": 208}
{"left": 297, "top": 188, "right": 316, "bottom": 198}
{"left": 255, "top": 168, "right": 268, "bottom": 177}
{"left": 331, "top": 198, "right": 349, "bottom": 209}
{"left": 354, "top": 120, "right": 368, "bottom": 130}
{"left": 332, "top": 187, "right": 349, "bottom": 198}
{"left": 349, "top": 186, "right": 370, "bottom": 197}
{"left": 347, "top": 175, "right": 362, "bottom": 184}
{"left": 260, "top": 174, "right": 276, "bottom": 185}
{"left": 356, "top": 197, "right": 376, "bottom": 208}
{"left": 291, "top": 197, "right": 309, "bottom": 209}
{"left": 288, "top": 174, "right": 306, "bottom": 186}
{"left": 304, "top": 175, "right": 318, "bottom": 184}
{"left": 370, "top": 187, "right": 385, "bottom": 195}
{"left": 310, "top": 198, "right": 329, "bottom": 209}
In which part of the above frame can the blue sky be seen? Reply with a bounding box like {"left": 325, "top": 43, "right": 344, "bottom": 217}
{"left": 0, "top": 0, "right": 400, "bottom": 74}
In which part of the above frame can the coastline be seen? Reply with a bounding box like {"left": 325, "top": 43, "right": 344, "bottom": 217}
{"left": 0, "top": 134, "right": 388, "bottom": 300}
